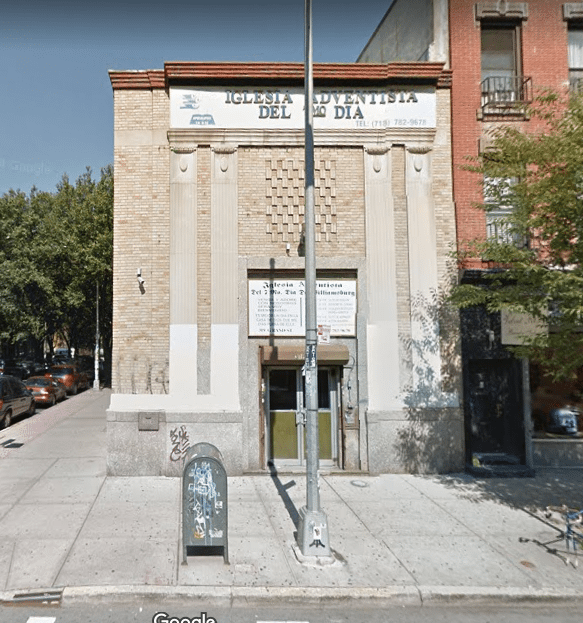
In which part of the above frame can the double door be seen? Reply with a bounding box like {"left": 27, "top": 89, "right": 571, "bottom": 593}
{"left": 266, "top": 367, "right": 339, "bottom": 467}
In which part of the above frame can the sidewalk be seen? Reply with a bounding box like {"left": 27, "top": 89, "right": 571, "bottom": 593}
{"left": 0, "top": 388, "right": 582, "bottom": 605}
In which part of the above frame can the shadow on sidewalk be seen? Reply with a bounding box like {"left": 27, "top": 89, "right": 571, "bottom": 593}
{"left": 268, "top": 461, "right": 300, "bottom": 531}
{"left": 425, "top": 469, "right": 583, "bottom": 514}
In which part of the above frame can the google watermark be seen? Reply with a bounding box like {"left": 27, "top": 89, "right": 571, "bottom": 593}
{"left": 152, "top": 612, "right": 217, "bottom": 623}
{"left": 0, "top": 156, "right": 53, "bottom": 178}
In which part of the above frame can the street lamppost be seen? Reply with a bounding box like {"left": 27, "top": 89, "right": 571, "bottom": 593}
{"left": 93, "top": 282, "right": 100, "bottom": 390}
{"left": 297, "top": 0, "right": 331, "bottom": 558}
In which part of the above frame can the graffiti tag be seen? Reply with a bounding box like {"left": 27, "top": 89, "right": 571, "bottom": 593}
{"left": 169, "top": 425, "right": 190, "bottom": 462}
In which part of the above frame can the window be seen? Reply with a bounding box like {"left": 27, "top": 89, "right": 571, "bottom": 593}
{"left": 568, "top": 27, "right": 583, "bottom": 91}
{"left": 481, "top": 24, "right": 524, "bottom": 107}
{"left": 482, "top": 26, "right": 518, "bottom": 84}
{"left": 475, "top": 3, "right": 531, "bottom": 115}
{"left": 483, "top": 176, "right": 526, "bottom": 246}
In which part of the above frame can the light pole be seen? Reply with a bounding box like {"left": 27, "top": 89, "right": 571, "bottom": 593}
{"left": 297, "top": 0, "right": 331, "bottom": 558}
{"left": 93, "top": 282, "right": 100, "bottom": 390}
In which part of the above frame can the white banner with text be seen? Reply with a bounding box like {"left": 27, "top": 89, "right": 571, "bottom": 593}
{"left": 248, "top": 279, "right": 357, "bottom": 336}
{"left": 171, "top": 86, "right": 436, "bottom": 130}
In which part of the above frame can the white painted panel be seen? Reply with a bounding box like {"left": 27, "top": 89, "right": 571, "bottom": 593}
{"left": 211, "top": 324, "right": 240, "bottom": 409}
{"left": 367, "top": 322, "right": 403, "bottom": 410}
{"left": 169, "top": 324, "right": 197, "bottom": 395}
{"left": 405, "top": 149, "right": 458, "bottom": 408}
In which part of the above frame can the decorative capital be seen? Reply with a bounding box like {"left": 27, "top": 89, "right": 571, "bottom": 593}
{"left": 365, "top": 145, "right": 390, "bottom": 156}
{"left": 407, "top": 145, "right": 432, "bottom": 155}
{"left": 170, "top": 145, "right": 197, "bottom": 154}
{"left": 212, "top": 145, "right": 238, "bottom": 155}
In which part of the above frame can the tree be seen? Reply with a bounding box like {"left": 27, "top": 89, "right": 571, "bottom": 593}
{"left": 450, "top": 91, "right": 583, "bottom": 380}
{"left": 0, "top": 166, "right": 113, "bottom": 376}
{"left": 0, "top": 187, "right": 61, "bottom": 345}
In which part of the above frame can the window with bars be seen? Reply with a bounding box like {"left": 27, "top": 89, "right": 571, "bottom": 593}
{"left": 483, "top": 176, "right": 527, "bottom": 247}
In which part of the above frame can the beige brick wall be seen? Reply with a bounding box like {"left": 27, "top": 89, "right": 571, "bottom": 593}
{"left": 112, "top": 85, "right": 457, "bottom": 399}
{"left": 112, "top": 88, "right": 170, "bottom": 394}
{"left": 434, "top": 88, "right": 461, "bottom": 395}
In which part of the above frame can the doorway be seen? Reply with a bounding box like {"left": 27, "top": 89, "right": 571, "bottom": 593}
{"left": 466, "top": 359, "right": 526, "bottom": 462}
{"left": 265, "top": 367, "right": 339, "bottom": 467}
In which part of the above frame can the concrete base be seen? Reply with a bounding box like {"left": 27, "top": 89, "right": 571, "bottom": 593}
{"left": 296, "top": 506, "right": 332, "bottom": 558}
{"left": 366, "top": 409, "right": 464, "bottom": 474}
{"left": 107, "top": 409, "right": 244, "bottom": 476}
{"left": 533, "top": 438, "right": 583, "bottom": 467}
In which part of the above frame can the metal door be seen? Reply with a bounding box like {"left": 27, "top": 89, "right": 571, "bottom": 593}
{"left": 466, "top": 359, "right": 525, "bottom": 460}
{"left": 266, "top": 367, "right": 338, "bottom": 467}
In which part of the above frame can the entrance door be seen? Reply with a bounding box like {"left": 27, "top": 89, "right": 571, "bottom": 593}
{"left": 266, "top": 367, "right": 338, "bottom": 467}
{"left": 466, "top": 359, "right": 525, "bottom": 461}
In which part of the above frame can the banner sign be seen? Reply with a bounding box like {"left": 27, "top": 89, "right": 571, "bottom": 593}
{"left": 248, "top": 279, "right": 357, "bottom": 337}
{"left": 501, "top": 309, "right": 547, "bottom": 345}
{"left": 171, "top": 86, "right": 436, "bottom": 130}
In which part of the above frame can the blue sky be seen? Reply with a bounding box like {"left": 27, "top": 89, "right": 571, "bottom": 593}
{"left": 0, "top": 1, "right": 392, "bottom": 195}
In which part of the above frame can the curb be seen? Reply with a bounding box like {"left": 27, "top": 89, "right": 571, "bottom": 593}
{"left": 59, "top": 585, "right": 422, "bottom": 606}
{"left": 417, "top": 585, "right": 583, "bottom": 604}
{"left": 11, "top": 584, "right": 575, "bottom": 606}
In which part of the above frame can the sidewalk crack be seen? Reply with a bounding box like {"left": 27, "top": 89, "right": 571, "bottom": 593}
{"left": 51, "top": 475, "right": 107, "bottom": 587}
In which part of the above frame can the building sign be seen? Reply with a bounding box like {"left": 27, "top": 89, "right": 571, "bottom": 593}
{"left": 501, "top": 309, "right": 547, "bottom": 346}
{"left": 248, "top": 279, "right": 357, "bottom": 337}
{"left": 171, "top": 86, "right": 436, "bottom": 130}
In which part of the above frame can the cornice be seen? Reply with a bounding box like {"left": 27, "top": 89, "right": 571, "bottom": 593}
{"left": 164, "top": 61, "right": 450, "bottom": 87}
{"left": 564, "top": 3, "right": 583, "bottom": 20}
{"left": 475, "top": 2, "right": 529, "bottom": 20}
{"left": 110, "top": 62, "right": 451, "bottom": 91}
{"left": 109, "top": 70, "right": 165, "bottom": 90}
{"left": 167, "top": 127, "right": 436, "bottom": 148}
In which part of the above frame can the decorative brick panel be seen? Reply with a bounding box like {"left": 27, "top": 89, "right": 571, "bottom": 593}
{"left": 239, "top": 147, "right": 365, "bottom": 257}
{"left": 265, "top": 157, "right": 338, "bottom": 243}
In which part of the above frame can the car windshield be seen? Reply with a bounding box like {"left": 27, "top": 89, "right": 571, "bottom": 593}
{"left": 50, "top": 367, "right": 73, "bottom": 375}
{"left": 28, "top": 378, "right": 54, "bottom": 387}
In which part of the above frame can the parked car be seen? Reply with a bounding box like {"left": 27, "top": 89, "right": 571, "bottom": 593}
{"left": 25, "top": 376, "right": 67, "bottom": 407}
{"left": 0, "top": 359, "right": 26, "bottom": 380}
{"left": 16, "top": 359, "right": 43, "bottom": 378}
{"left": 75, "top": 355, "right": 97, "bottom": 382}
{"left": 45, "top": 365, "right": 90, "bottom": 395}
{"left": 0, "top": 375, "right": 35, "bottom": 429}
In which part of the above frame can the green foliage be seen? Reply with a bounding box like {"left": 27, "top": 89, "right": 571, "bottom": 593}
{"left": 0, "top": 166, "right": 113, "bottom": 363}
{"left": 451, "top": 91, "right": 583, "bottom": 379}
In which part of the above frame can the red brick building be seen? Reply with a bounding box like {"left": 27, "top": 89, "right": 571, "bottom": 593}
{"left": 360, "top": 1, "right": 583, "bottom": 471}
{"left": 449, "top": 0, "right": 574, "bottom": 258}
